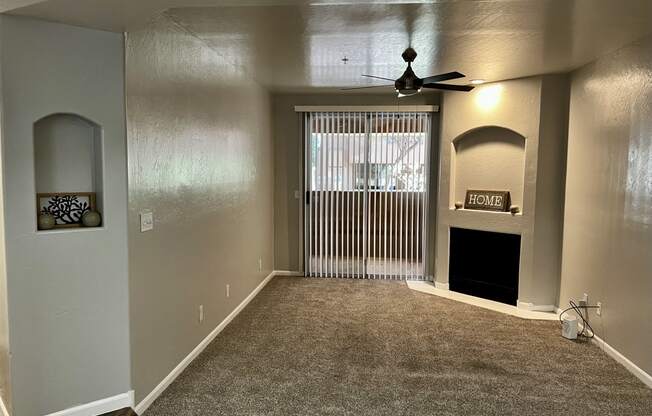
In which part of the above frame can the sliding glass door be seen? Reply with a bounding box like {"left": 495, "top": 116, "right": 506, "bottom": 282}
{"left": 303, "top": 111, "right": 431, "bottom": 280}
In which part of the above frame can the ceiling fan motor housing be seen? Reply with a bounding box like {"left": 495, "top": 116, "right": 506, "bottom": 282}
{"left": 401, "top": 47, "right": 418, "bottom": 63}
{"left": 395, "top": 63, "right": 423, "bottom": 95}
{"left": 395, "top": 47, "right": 423, "bottom": 95}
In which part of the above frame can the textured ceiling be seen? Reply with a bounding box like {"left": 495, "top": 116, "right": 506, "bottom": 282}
{"left": 0, "top": 0, "right": 45, "bottom": 13}
{"left": 7, "top": 0, "right": 652, "bottom": 91}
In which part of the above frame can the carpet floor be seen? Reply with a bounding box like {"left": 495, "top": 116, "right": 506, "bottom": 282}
{"left": 144, "top": 277, "right": 652, "bottom": 415}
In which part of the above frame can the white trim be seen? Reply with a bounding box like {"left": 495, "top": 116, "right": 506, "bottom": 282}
{"left": 134, "top": 271, "right": 277, "bottom": 414}
{"left": 566, "top": 316, "right": 652, "bottom": 390}
{"left": 434, "top": 281, "right": 449, "bottom": 290}
{"left": 407, "top": 281, "right": 558, "bottom": 321}
{"left": 590, "top": 333, "right": 652, "bottom": 389}
{"left": 44, "top": 391, "right": 133, "bottom": 416}
{"left": 430, "top": 293, "right": 652, "bottom": 389}
{"left": 273, "top": 270, "right": 304, "bottom": 277}
{"left": 516, "top": 300, "right": 556, "bottom": 312}
{"left": 1, "top": 396, "right": 9, "bottom": 416}
{"left": 294, "top": 105, "right": 439, "bottom": 113}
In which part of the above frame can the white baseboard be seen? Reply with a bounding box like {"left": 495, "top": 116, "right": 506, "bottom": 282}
{"left": 407, "top": 281, "right": 558, "bottom": 321}
{"left": 45, "top": 391, "right": 133, "bottom": 416}
{"left": 566, "top": 316, "right": 652, "bottom": 390}
{"left": 273, "top": 270, "right": 304, "bottom": 277}
{"left": 1, "top": 396, "right": 9, "bottom": 416}
{"left": 134, "top": 271, "right": 277, "bottom": 414}
{"left": 516, "top": 300, "right": 555, "bottom": 312}
{"left": 590, "top": 333, "right": 652, "bottom": 389}
{"left": 434, "top": 281, "right": 449, "bottom": 290}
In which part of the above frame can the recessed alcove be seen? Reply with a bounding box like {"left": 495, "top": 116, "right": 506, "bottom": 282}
{"left": 33, "top": 113, "right": 103, "bottom": 230}
{"left": 451, "top": 126, "right": 525, "bottom": 210}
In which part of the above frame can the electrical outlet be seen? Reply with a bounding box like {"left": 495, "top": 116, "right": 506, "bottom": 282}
{"left": 199, "top": 305, "right": 204, "bottom": 323}
{"left": 258, "top": 258, "right": 262, "bottom": 272}
{"left": 596, "top": 302, "right": 602, "bottom": 316}
{"left": 226, "top": 284, "right": 230, "bottom": 298}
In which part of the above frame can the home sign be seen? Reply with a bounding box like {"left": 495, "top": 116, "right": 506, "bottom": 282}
{"left": 464, "top": 190, "right": 511, "bottom": 212}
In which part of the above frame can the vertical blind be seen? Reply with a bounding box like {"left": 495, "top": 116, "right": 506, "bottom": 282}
{"left": 304, "top": 111, "right": 432, "bottom": 280}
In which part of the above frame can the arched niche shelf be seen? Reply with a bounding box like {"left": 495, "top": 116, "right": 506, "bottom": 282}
{"left": 34, "top": 113, "right": 103, "bottom": 230}
{"left": 451, "top": 126, "right": 525, "bottom": 211}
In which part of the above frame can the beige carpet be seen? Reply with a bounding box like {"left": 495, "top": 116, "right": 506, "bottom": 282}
{"left": 144, "top": 277, "right": 652, "bottom": 415}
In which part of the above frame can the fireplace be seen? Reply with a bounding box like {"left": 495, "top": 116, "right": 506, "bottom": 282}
{"left": 449, "top": 227, "right": 521, "bottom": 305}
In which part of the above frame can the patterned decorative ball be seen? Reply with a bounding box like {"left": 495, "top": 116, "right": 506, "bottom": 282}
{"left": 82, "top": 211, "right": 102, "bottom": 227}
{"left": 38, "top": 213, "right": 56, "bottom": 230}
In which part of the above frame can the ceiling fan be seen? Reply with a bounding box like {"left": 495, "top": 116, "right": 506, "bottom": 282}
{"left": 342, "top": 47, "right": 474, "bottom": 97}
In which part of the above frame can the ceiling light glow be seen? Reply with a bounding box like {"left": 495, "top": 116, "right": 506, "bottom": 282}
{"left": 475, "top": 84, "right": 502, "bottom": 111}
{"left": 470, "top": 79, "right": 485, "bottom": 85}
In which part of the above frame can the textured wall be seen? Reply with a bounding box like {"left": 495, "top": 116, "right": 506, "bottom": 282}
{"left": 0, "top": 16, "right": 130, "bottom": 415}
{"left": 34, "top": 114, "right": 101, "bottom": 194}
{"left": 532, "top": 74, "right": 569, "bottom": 306}
{"left": 0, "top": 16, "right": 11, "bottom": 409}
{"left": 126, "top": 15, "right": 274, "bottom": 404}
{"left": 272, "top": 93, "right": 441, "bottom": 273}
{"left": 560, "top": 35, "right": 652, "bottom": 375}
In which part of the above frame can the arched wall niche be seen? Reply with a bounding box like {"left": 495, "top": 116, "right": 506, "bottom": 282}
{"left": 451, "top": 125, "right": 526, "bottom": 210}
{"left": 33, "top": 113, "right": 104, "bottom": 228}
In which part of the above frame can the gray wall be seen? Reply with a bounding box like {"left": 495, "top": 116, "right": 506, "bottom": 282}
{"left": 0, "top": 17, "right": 11, "bottom": 409}
{"left": 272, "top": 93, "right": 441, "bottom": 274}
{"left": 0, "top": 16, "right": 130, "bottom": 416}
{"left": 126, "top": 14, "right": 275, "bottom": 404}
{"left": 34, "top": 114, "right": 102, "bottom": 194}
{"left": 532, "top": 74, "right": 569, "bottom": 306}
{"left": 560, "top": 34, "right": 652, "bottom": 375}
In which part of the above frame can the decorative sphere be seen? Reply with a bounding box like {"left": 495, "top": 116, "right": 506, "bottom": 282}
{"left": 38, "top": 213, "right": 56, "bottom": 230}
{"left": 82, "top": 211, "right": 102, "bottom": 227}
{"left": 454, "top": 201, "right": 463, "bottom": 209}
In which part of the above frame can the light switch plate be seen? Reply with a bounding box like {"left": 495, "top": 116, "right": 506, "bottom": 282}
{"left": 140, "top": 210, "right": 154, "bottom": 232}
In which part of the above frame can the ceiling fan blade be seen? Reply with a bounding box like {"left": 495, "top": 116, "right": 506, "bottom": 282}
{"left": 340, "top": 84, "right": 394, "bottom": 91}
{"left": 423, "top": 83, "right": 475, "bottom": 92}
{"left": 421, "top": 71, "right": 466, "bottom": 84}
{"left": 362, "top": 74, "right": 396, "bottom": 82}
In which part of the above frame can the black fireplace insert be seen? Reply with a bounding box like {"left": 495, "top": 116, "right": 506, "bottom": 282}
{"left": 449, "top": 227, "right": 521, "bottom": 305}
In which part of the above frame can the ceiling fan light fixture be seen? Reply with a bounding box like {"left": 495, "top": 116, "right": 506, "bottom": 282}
{"left": 397, "top": 89, "right": 419, "bottom": 97}
{"left": 470, "top": 79, "right": 486, "bottom": 85}
{"left": 347, "top": 48, "right": 472, "bottom": 95}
